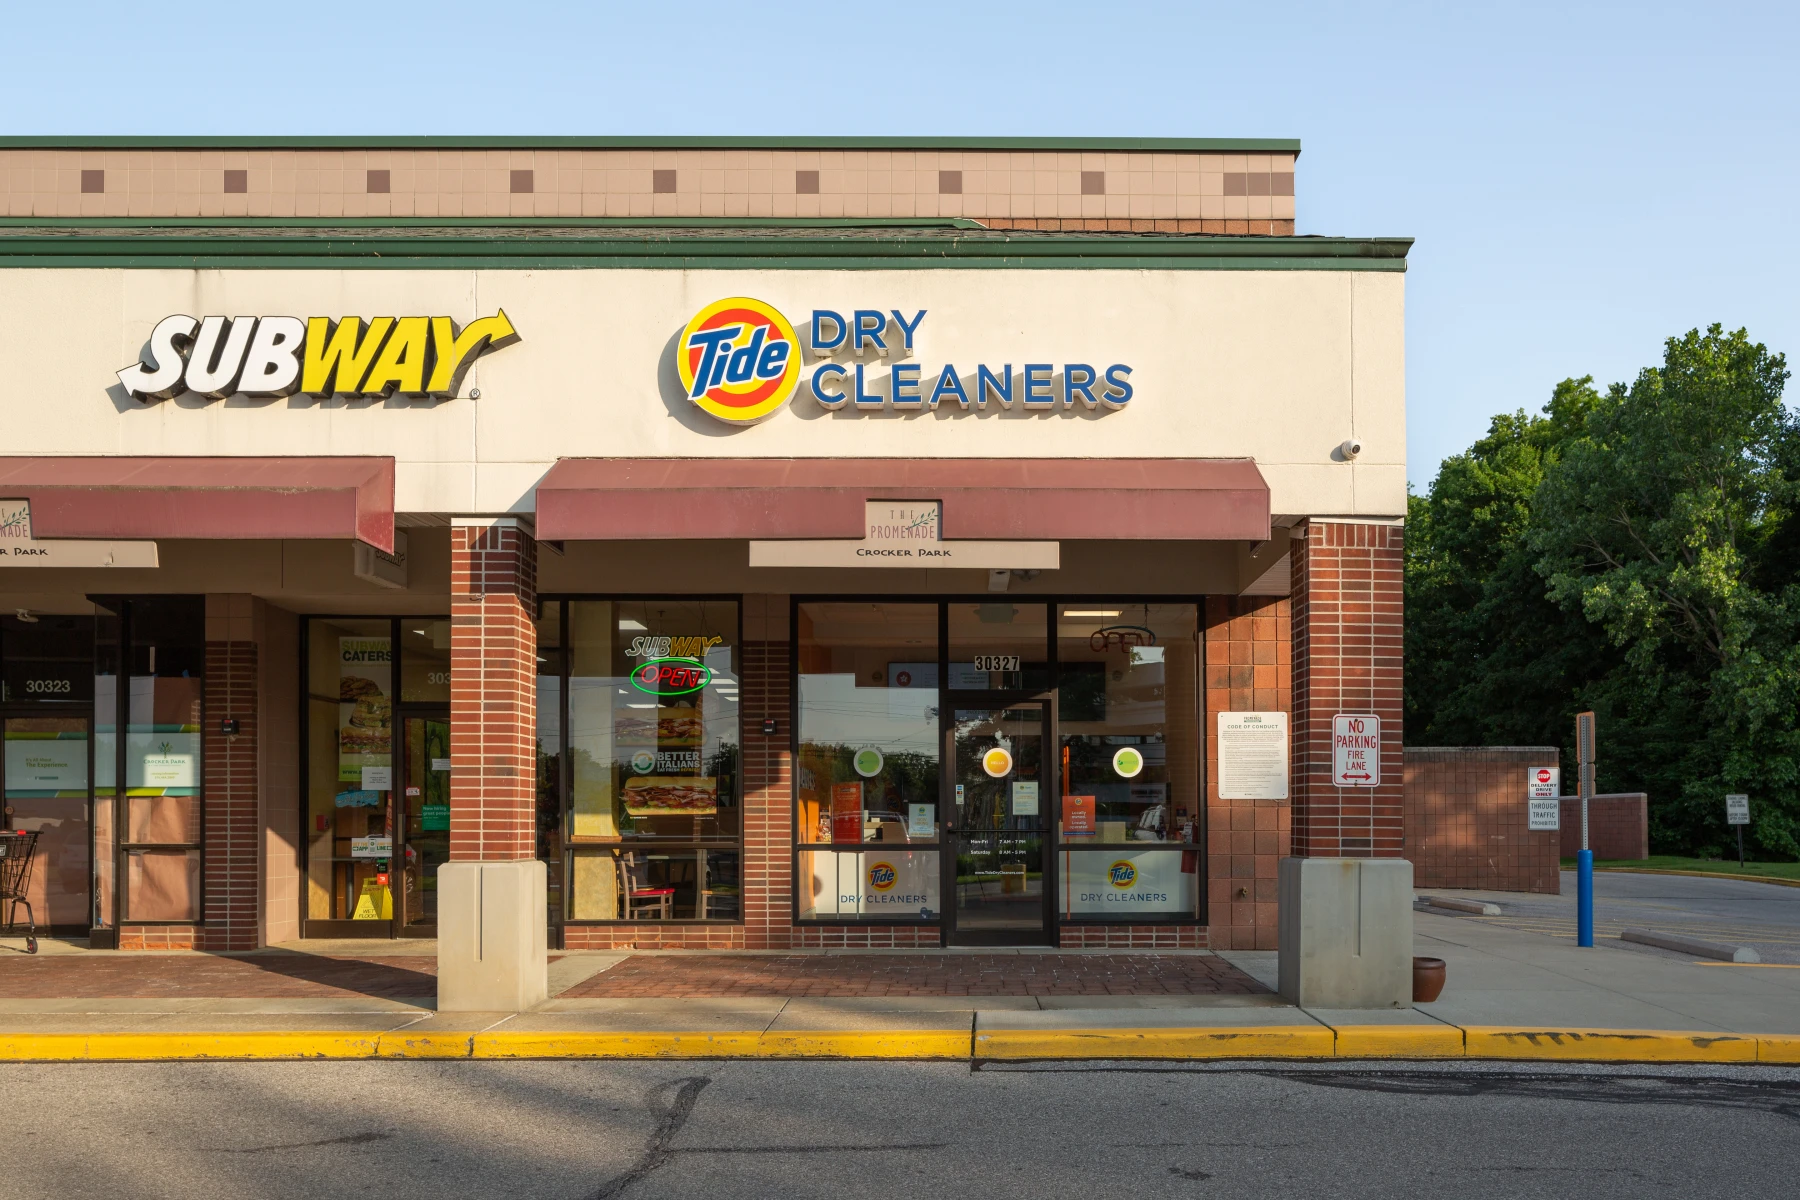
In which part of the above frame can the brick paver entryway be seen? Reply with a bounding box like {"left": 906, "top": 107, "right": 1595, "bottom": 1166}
{"left": 565, "top": 954, "right": 1269, "bottom": 998}
{"left": 0, "top": 954, "right": 438, "bottom": 1001}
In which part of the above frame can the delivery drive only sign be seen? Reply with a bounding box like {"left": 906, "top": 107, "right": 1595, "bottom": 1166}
{"left": 1332, "top": 714, "right": 1381, "bottom": 787}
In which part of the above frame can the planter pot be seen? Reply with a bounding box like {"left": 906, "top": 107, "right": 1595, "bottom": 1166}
{"left": 1412, "top": 956, "right": 1446, "bottom": 1003}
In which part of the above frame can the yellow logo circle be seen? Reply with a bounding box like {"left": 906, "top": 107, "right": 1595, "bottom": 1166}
{"left": 677, "top": 297, "right": 802, "bottom": 424}
{"left": 982, "top": 747, "right": 1013, "bottom": 778}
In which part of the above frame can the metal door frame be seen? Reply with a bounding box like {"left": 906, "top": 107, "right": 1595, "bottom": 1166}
{"left": 941, "top": 690, "right": 1059, "bottom": 947}
{"left": 393, "top": 707, "right": 449, "bottom": 937}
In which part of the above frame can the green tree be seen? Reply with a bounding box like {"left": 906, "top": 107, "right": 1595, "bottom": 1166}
{"left": 1530, "top": 326, "right": 1799, "bottom": 856}
{"left": 1406, "top": 377, "right": 1611, "bottom": 747}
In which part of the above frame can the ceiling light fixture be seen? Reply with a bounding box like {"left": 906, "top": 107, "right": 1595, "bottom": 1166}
{"left": 1062, "top": 609, "right": 1122, "bottom": 618}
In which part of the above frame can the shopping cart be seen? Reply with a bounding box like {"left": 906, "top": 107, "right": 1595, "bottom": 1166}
{"left": 0, "top": 830, "right": 40, "bottom": 954}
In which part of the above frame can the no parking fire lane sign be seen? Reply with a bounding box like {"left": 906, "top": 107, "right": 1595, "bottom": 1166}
{"left": 1331, "top": 714, "right": 1380, "bottom": 787}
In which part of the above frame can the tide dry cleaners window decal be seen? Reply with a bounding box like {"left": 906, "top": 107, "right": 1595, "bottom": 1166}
{"left": 680, "top": 296, "right": 1133, "bottom": 425}
{"left": 116, "top": 312, "right": 519, "bottom": 402}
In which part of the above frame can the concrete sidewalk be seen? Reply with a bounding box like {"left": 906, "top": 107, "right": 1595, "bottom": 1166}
{"left": 3, "top": 911, "right": 1798, "bottom": 1063}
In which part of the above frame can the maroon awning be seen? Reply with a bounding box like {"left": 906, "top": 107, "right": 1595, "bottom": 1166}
{"left": 0, "top": 457, "right": 395, "bottom": 552}
{"left": 536, "top": 458, "right": 1269, "bottom": 541}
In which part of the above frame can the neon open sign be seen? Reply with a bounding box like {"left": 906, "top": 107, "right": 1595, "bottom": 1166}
{"left": 630, "top": 658, "right": 712, "bottom": 696}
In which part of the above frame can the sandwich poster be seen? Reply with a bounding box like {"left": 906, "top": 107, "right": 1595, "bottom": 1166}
{"left": 338, "top": 638, "right": 393, "bottom": 784}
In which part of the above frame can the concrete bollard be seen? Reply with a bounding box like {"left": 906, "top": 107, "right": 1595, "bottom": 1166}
{"left": 1278, "top": 857, "right": 1414, "bottom": 1009}
{"left": 437, "top": 860, "right": 549, "bottom": 1013}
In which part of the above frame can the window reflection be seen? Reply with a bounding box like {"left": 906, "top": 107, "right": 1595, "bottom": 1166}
{"left": 796, "top": 602, "right": 940, "bottom": 849}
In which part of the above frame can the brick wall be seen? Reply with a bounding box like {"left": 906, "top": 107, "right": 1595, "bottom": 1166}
{"left": 1290, "top": 520, "right": 1405, "bottom": 858}
{"left": 1404, "top": 747, "right": 1561, "bottom": 894}
{"left": 1561, "top": 794, "right": 1650, "bottom": 861}
{"left": 449, "top": 520, "right": 538, "bottom": 863}
{"left": 1202, "top": 594, "right": 1292, "bottom": 950}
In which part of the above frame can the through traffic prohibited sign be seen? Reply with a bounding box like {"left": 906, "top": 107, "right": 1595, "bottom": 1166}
{"left": 1332, "top": 714, "right": 1380, "bottom": 787}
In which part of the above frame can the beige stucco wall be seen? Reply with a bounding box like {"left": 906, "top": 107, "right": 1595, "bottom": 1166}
{"left": 0, "top": 266, "right": 1404, "bottom": 519}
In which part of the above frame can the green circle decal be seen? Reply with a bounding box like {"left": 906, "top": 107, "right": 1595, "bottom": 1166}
{"left": 853, "top": 747, "right": 885, "bottom": 778}
{"left": 1112, "top": 746, "right": 1144, "bottom": 778}
{"left": 630, "top": 750, "right": 656, "bottom": 774}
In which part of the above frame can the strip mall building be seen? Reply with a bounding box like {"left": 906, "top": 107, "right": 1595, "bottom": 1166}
{"left": 0, "top": 137, "right": 1407, "bottom": 986}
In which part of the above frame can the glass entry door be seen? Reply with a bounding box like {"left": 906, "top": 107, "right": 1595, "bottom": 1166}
{"left": 397, "top": 714, "right": 449, "bottom": 934}
{"left": 944, "top": 700, "right": 1052, "bottom": 945}
{"left": 1, "top": 715, "right": 92, "bottom": 936}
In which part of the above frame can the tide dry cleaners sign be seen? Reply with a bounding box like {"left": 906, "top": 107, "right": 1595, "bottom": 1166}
{"left": 679, "top": 296, "right": 1133, "bottom": 425}
{"left": 116, "top": 312, "right": 519, "bottom": 401}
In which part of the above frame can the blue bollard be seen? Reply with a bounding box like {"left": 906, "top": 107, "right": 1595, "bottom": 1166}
{"left": 1577, "top": 849, "right": 1594, "bottom": 947}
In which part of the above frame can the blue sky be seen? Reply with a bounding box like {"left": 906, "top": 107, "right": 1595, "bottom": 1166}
{"left": 6, "top": 1, "right": 1795, "bottom": 488}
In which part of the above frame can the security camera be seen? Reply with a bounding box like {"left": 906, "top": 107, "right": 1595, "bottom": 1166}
{"left": 1338, "top": 439, "right": 1363, "bottom": 460}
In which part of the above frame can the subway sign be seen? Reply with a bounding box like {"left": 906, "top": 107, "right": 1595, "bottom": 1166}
{"left": 116, "top": 311, "right": 519, "bottom": 402}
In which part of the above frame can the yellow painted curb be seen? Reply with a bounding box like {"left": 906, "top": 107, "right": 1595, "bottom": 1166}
{"left": 1331, "top": 1024, "right": 1466, "bottom": 1058}
{"left": 0, "top": 1033, "right": 91, "bottom": 1061}
{"left": 974, "top": 1025, "right": 1336, "bottom": 1060}
{"left": 0, "top": 1033, "right": 384, "bottom": 1061}
{"left": 1464, "top": 1028, "right": 1758, "bottom": 1063}
{"left": 374, "top": 1032, "right": 474, "bottom": 1059}
{"left": 473, "top": 1031, "right": 764, "bottom": 1059}
{"left": 1756, "top": 1035, "right": 1800, "bottom": 1064}
{"left": 756, "top": 1030, "right": 970, "bottom": 1058}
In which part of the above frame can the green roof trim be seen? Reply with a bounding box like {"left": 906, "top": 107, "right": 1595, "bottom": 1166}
{"left": 0, "top": 135, "right": 1300, "bottom": 153}
{"left": 0, "top": 225, "right": 1408, "bottom": 271}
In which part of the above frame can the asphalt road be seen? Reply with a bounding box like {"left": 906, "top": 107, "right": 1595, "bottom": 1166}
{"left": 3, "top": 1058, "right": 1796, "bottom": 1199}
{"left": 1426, "top": 870, "right": 1800, "bottom": 963}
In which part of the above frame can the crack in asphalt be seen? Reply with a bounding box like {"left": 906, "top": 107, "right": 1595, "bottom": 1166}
{"left": 589, "top": 1074, "right": 950, "bottom": 1197}
{"left": 208, "top": 1130, "right": 393, "bottom": 1153}
{"left": 984, "top": 1063, "right": 1800, "bottom": 1124}
{"left": 592, "top": 1076, "right": 712, "bottom": 1200}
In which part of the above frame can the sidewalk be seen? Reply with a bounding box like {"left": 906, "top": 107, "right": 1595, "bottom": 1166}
{"left": 3, "top": 912, "right": 1797, "bottom": 1063}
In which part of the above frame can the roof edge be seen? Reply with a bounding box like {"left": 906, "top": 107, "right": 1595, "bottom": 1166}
{"left": 0, "top": 135, "right": 1301, "bottom": 153}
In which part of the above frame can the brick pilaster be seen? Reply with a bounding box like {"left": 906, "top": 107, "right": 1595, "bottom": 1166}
{"left": 1290, "top": 520, "right": 1405, "bottom": 858}
{"left": 450, "top": 519, "right": 538, "bottom": 862}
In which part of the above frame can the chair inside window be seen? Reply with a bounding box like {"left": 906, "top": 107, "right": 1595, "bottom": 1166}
{"left": 699, "top": 854, "right": 739, "bottom": 920}
{"left": 619, "top": 852, "right": 675, "bottom": 920}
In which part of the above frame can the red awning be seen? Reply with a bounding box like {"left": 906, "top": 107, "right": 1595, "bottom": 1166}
{"left": 0, "top": 457, "right": 395, "bottom": 552}
{"left": 535, "top": 458, "right": 1269, "bottom": 542}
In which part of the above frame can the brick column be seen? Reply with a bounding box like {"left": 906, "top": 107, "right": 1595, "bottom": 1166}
{"left": 441, "top": 517, "right": 545, "bottom": 1011}
{"left": 1289, "top": 520, "right": 1405, "bottom": 857}
{"left": 449, "top": 518, "right": 538, "bottom": 862}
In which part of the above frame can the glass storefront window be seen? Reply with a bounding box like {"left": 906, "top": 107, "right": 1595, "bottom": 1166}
{"left": 797, "top": 602, "right": 940, "bottom": 845}
{"left": 398, "top": 620, "right": 452, "bottom": 702}
{"left": 1056, "top": 602, "right": 1201, "bottom": 921}
{"left": 305, "top": 618, "right": 397, "bottom": 924}
{"left": 796, "top": 602, "right": 941, "bottom": 923}
{"left": 565, "top": 599, "right": 739, "bottom": 921}
{"left": 537, "top": 601, "right": 565, "bottom": 927}
{"left": 947, "top": 602, "right": 1049, "bottom": 692}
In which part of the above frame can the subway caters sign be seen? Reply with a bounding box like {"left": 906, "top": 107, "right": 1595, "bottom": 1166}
{"left": 116, "top": 311, "right": 519, "bottom": 402}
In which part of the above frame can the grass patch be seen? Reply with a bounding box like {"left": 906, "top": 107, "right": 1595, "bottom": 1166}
{"left": 1560, "top": 855, "right": 1800, "bottom": 882}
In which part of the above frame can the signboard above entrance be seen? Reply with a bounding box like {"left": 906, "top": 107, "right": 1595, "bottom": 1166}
{"left": 0, "top": 499, "right": 159, "bottom": 568}
{"left": 748, "top": 501, "right": 1058, "bottom": 569}
{"left": 116, "top": 311, "right": 519, "bottom": 402}
{"left": 679, "top": 296, "right": 1133, "bottom": 425}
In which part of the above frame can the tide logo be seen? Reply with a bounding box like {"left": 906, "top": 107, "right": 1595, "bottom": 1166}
{"left": 1108, "top": 860, "right": 1137, "bottom": 889}
{"left": 678, "top": 297, "right": 802, "bottom": 424}
{"left": 868, "top": 862, "right": 898, "bottom": 892}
